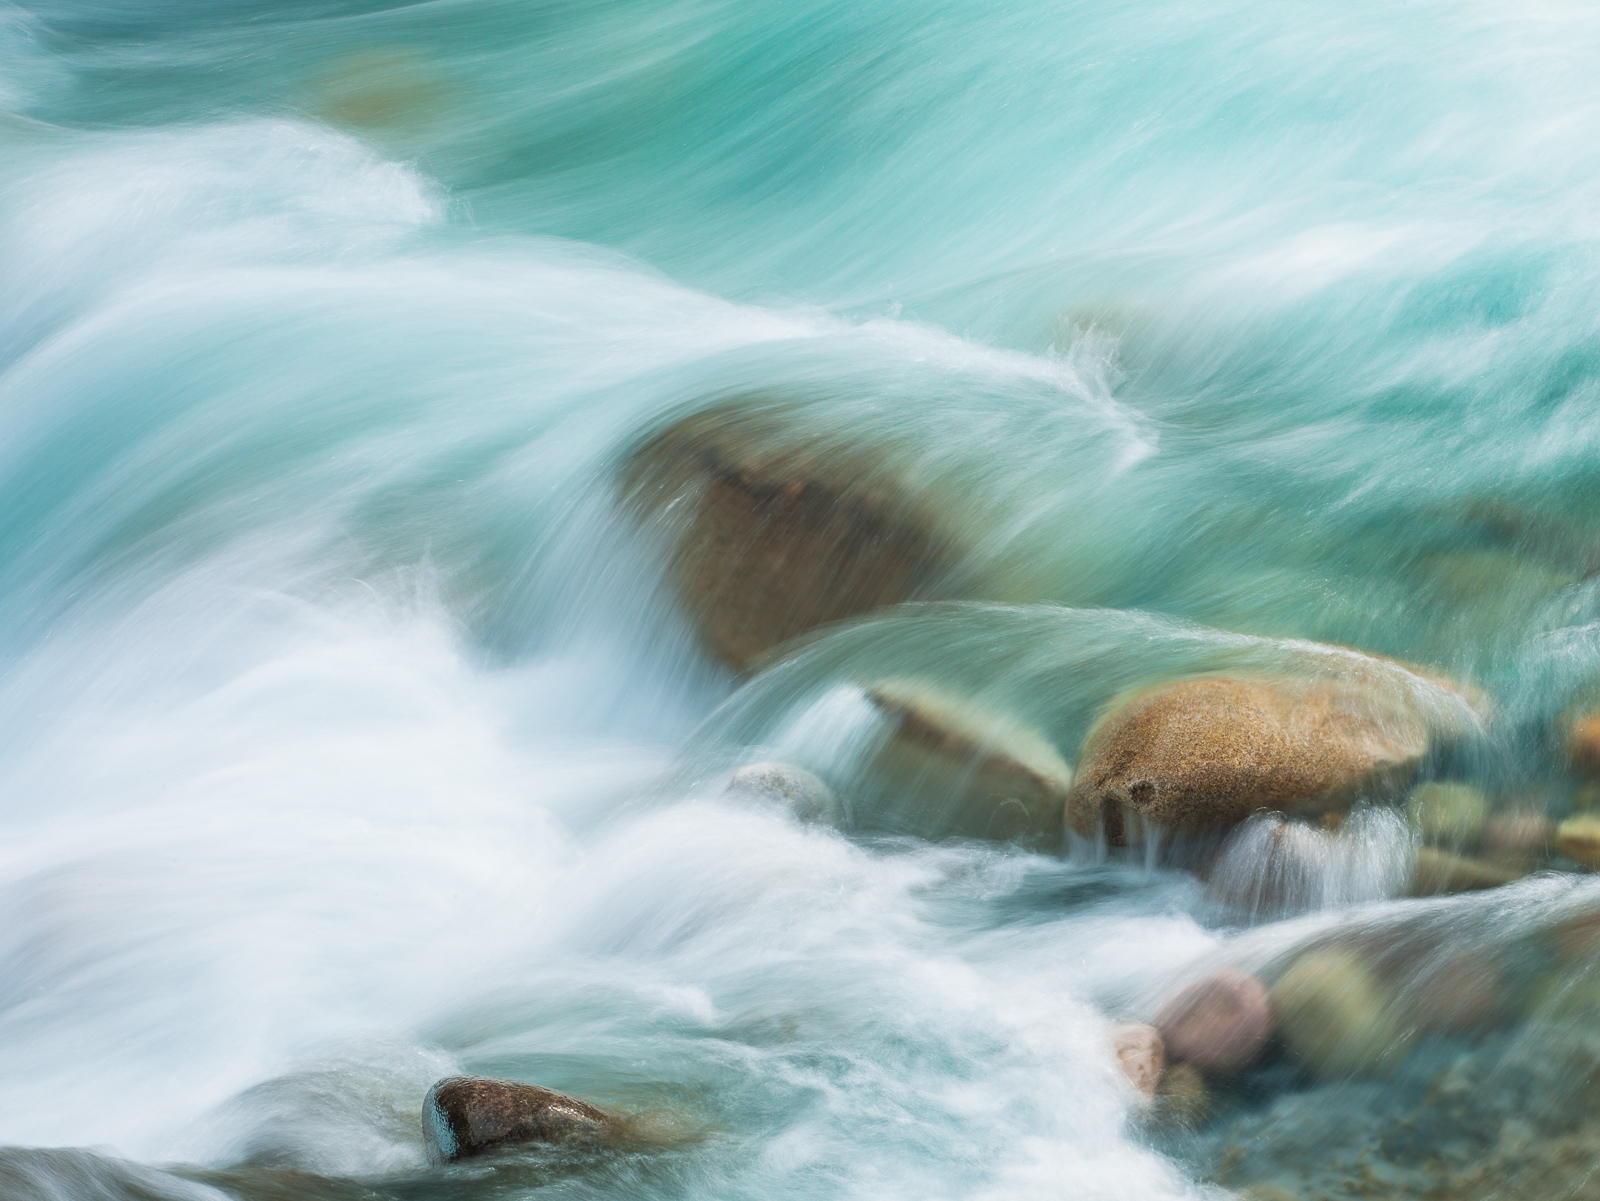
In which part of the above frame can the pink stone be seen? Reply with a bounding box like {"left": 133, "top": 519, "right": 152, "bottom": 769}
{"left": 1110, "top": 1022, "right": 1165, "bottom": 1096}
{"left": 1156, "top": 968, "right": 1273, "bottom": 1071}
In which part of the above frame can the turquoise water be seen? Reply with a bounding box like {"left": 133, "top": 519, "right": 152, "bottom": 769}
{"left": 4, "top": 2, "right": 1600, "bottom": 1198}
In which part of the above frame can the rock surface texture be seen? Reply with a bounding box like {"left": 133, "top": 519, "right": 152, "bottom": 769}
{"left": 1066, "top": 664, "right": 1479, "bottom": 843}
{"left": 423, "top": 1076, "right": 617, "bottom": 1162}
{"left": 622, "top": 409, "right": 962, "bottom": 670}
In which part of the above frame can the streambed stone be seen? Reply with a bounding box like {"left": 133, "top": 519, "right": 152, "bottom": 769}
{"left": 1154, "top": 1061, "right": 1212, "bottom": 1129}
{"left": 724, "top": 761, "right": 842, "bottom": 824}
{"left": 1555, "top": 814, "right": 1600, "bottom": 868}
{"left": 1065, "top": 667, "right": 1473, "bottom": 843}
{"left": 1482, "top": 808, "right": 1552, "bottom": 870}
{"left": 423, "top": 1076, "right": 618, "bottom": 1162}
{"left": 1407, "top": 847, "right": 1520, "bottom": 895}
{"left": 1156, "top": 969, "right": 1274, "bottom": 1072}
{"left": 1567, "top": 710, "right": 1600, "bottom": 779}
{"left": 622, "top": 408, "right": 964, "bottom": 670}
{"left": 1271, "top": 948, "right": 1410, "bottom": 1079}
{"left": 863, "top": 679, "right": 1072, "bottom": 843}
{"left": 1111, "top": 1022, "right": 1165, "bottom": 1096}
{"left": 1407, "top": 782, "right": 1488, "bottom": 846}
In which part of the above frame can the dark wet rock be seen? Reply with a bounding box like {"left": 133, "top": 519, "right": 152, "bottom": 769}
{"left": 724, "top": 761, "right": 842, "bottom": 824}
{"left": 622, "top": 407, "right": 964, "bottom": 670}
{"left": 863, "top": 679, "right": 1072, "bottom": 844}
{"left": 1157, "top": 969, "right": 1274, "bottom": 1072}
{"left": 422, "top": 1076, "right": 618, "bottom": 1163}
{"left": 1111, "top": 1022, "right": 1165, "bottom": 1096}
{"left": 1065, "top": 666, "right": 1476, "bottom": 842}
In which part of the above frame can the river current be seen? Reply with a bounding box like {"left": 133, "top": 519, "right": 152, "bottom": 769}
{"left": 4, "top": 3, "right": 1600, "bottom": 1199}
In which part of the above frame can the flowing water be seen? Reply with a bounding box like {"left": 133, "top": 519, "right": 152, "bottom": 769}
{"left": 5, "top": 2, "right": 1600, "bottom": 1198}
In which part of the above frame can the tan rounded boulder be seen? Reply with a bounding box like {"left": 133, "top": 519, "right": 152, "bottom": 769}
{"left": 621, "top": 408, "right": 963, "bottom": 670}
{"left": 1066, "top": 666, "right": 1479, "bottom": 843}
{"left": 422, "top": 1076, "right": 619, "bottom": 1162}
{"left": 1156, "top": 969, "right": 1274, "bottom": 1071}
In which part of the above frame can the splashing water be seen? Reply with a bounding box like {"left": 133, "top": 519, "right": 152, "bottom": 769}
{"left": 5, "top": 2, "right": 1600, "bottom": 1199}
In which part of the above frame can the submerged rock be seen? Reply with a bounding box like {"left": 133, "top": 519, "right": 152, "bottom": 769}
{"left": 1567, "top": 710, "right": 1600, "bottom": 779}
{"left": 1065, "top": 666, "right": 1473, "bottom": 842}
{"left": 724, "top": 761, "right": 842, "bottom": 824}
{"left": 422, "top": 1076, "right": 618, "bottom": 1163}
{"left": 1111, "top": 1022, "right": 1165, "bottom": 1096}
{"left": 1406, "top": 949, "right": 1505, "bottom": 1036}
{"left": 863, "top": 679, "right": 1072, "bottom": 843}
{"left": 1156, "top": 969, "right": 1274, "bottom": 1072}
{"left": 1407, "top": 782, "right": 1488, "bottom": 847}
{"left": 1555, "top": 815, "right": 1600, "bottom": 868}
{"left": 1482, "top": 808, "right": 1552, "bottom": 871}
{"left": 1153, "top": 1061, "right": 1212, "bottom": 1129}
{"left": 1407, "top": 847, "right": 1520, "bottom": 896}
{"left": 622, "top": 408, "right": 963, "bottom": 669}
{"left": 1271, "top": 948, "right": 1410, "bottom": 1079}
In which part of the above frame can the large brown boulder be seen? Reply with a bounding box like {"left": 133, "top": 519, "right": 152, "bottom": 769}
{"left": 1066, "top": 664, "right": 1481, "bottom": 843}
{"left": 422, "top": 1076, "right": 619, "bottom": 1162}
{"left": 621, "top": 407, "right": 964, "bottom": 670}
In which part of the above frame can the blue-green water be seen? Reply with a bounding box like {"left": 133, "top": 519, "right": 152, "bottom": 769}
{"left": 4, "top": 2, "right": 1600, "bottom": 1198}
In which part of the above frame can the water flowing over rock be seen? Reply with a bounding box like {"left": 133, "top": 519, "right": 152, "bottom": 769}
{"left": 621, "top": 407, "right": 968, "bottom": 669}
{"left": 862, "top": 678, "right": 1072, "bottom": 844}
